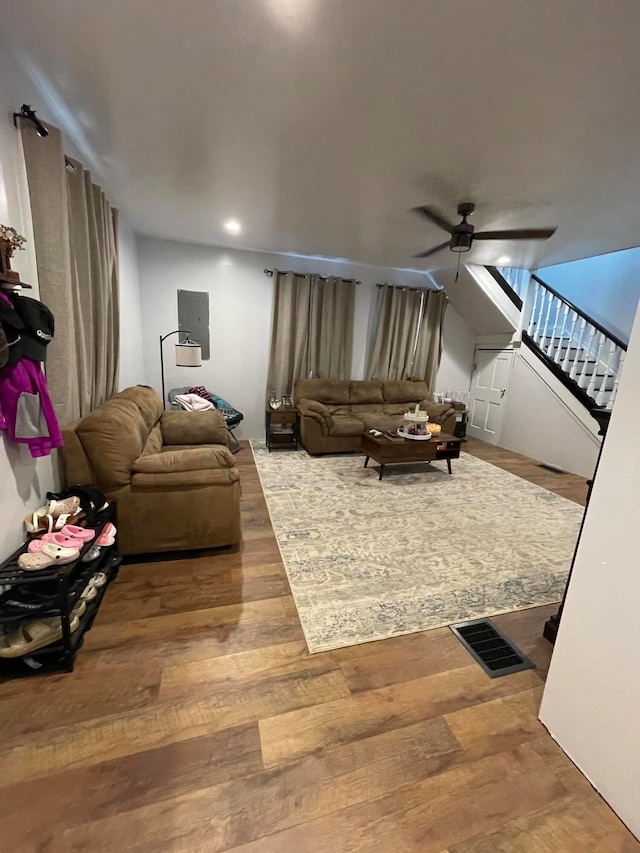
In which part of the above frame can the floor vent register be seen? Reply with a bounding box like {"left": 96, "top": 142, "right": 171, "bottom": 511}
{"left": 449, "top": 618, "right": 535, "bottom": 678}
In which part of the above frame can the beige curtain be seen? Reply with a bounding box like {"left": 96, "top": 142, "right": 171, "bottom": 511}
{"left": 413, "top": 288, "right": 448, "bottom": 393}
{"left": 367, "top": 284, "right": 447, "bottom": 391}
{"left": 21, "top": 122, "right": 119, "bottom": 423}
{"left": 366, "top": 284, "right": 423, "bottom": 381}
{"left": 267, "top": 271, "right": 356, "bottom": 397}
{"left": 309, "top": 276, "right": 355, "bottom": 380}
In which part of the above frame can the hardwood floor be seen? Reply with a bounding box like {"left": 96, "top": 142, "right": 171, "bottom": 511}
{"left": 0, "top": 439, "right": 635, "bottom": 852}
{"left": 463, "top": 436, "right": 590, "bottom": 506}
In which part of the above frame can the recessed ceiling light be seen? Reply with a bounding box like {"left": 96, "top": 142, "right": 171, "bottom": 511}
{"left": 497, "top": 256, "right": 511, "bottom": 265}
{"left": 224, "top": 219, "right": 241, "bottom": 235}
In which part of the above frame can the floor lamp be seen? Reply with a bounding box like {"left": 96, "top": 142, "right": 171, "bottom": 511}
{"left": 159, "top": 329, "right": 202, "bottom": 408}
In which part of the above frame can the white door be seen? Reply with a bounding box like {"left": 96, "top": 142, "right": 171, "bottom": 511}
{"left": 467, "top": 348, "right": 514, "bottom": 444}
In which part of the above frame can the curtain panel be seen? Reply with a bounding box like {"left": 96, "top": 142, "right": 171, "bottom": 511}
{"left": 20, "top": 122, "right": 119, "bottom": 423}
{"left": 367, "top": 284, "right": 447, "bottom": 391}
{"left": 267, "top": 271, "right": 356, "bottom": 398}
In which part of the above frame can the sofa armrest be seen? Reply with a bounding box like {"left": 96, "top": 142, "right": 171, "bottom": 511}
{"left": 297, "top": 399, "right": 334, "bottom": 433}
{"left": 132, "top": 446, "right": 235, "bottom": 475}
{"left": 420, "top": 400, "right": 457, "bottom": 423}
{"left": 161, "top": 409, "right": 230, "bottom": 447}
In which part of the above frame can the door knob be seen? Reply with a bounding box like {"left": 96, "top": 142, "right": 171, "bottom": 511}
{"left": 500, "top": 388, "right": 506, "bottom": 398}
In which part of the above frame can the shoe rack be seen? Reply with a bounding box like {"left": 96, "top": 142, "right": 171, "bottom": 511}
{"left": 0, "top": 506, "right": 121, "bottom": 678}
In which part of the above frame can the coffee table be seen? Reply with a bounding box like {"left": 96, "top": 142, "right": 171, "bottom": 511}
{"left": 361, "top": 432, "right": 463, "bottom": 480}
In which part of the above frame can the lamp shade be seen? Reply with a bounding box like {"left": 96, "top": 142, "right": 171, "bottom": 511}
{"left": 175, "top": 341, "right": 202, "bottom": 367}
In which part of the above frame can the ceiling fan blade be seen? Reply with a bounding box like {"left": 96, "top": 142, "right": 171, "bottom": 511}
{"left": 414, "top": 240, "right": 451, "bottom": 258}
{"left": 474, "top": 227, "right": 557, "bottom": 241}
{"left": 412, "top": 206, "right": 455, "bottom": 234}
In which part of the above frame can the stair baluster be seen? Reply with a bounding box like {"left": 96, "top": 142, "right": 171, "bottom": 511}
{"left": 587, "top": 332, "right": 606, "bottom": 398}
{"left": 553, "top": 303, "right": 571, "bottom": 364}
{"left": 578, "top": 325, "right": 598, "bottom": 389}
{"left": 561, "top": 309, "right": 579, "bottom": 372}
{"left": 569, "top": 317, "right": 588, "bottom": 380}
{"left": 533, "top": 282, "right": 547, "bottom": 344}
{"left": 541, "top": 290, "right": 555, "bottom": 354}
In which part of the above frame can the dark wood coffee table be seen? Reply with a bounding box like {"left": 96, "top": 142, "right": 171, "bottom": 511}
{"left": 361, "top": 432, "right": 463, "bottom": 480}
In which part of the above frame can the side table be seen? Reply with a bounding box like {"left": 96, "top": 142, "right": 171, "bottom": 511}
{"left": 265, "top": 407, "right": 298, "bottom": 451}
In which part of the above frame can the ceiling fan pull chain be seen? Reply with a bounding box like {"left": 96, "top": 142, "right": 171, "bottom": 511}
{"left": 455, "top": 252, "right": 461, "bottom": 283}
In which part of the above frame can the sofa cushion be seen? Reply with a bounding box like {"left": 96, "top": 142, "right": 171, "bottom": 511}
{"left": 294, "top": 379, "right": 350, "bottom": 405}
{"left": 350, "top": 403, "right": 384, "bottom": 413}
{"left": 329, "top": 414, "right": 366, "bottom": 437}
{"left": 133, "top": 446, "right": 235, "bottom": 474}
{"left": 382, "top": 380, "right": 429, "bottom": 403}
{"left": 383, "top": 403, "right": 409, "bottom": 415}
{"left": 354, "top": 412, "right": 406, "bottom": 432}
{"left": 76, "top": 398, "right": 147, "bottom": 489}
{"left": 349, "top": 381, "right": 383, "bottom": 404}
{"left": 325, "top": 404, "right": 350, "bottom": 415}
{"left": 132, "top": 467, "right": 240, "bottom": 490}
{"left": 161, "top": 409, "right": 229, "bottom": 446}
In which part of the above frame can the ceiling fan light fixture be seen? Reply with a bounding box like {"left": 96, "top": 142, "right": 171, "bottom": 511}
{"left": 450, "top": 232, "right": 473, "bottom": 253}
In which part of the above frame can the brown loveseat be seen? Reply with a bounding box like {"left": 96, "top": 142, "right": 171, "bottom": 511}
{"left": 294, "top": 379, "right": 458, "bottom": 455}
{"left": 60, "top": 385, "right": 241, "bottom": 555}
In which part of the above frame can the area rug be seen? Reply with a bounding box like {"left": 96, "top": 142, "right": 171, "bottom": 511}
{"left": 251, "top": 443, "right": 582, "bottom": 653}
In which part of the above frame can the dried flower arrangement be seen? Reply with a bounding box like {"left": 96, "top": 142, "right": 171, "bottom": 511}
{"left": 0, "top": 225, "right": 27, "bottom": 258}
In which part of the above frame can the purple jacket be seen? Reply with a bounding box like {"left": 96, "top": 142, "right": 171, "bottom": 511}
{"left": 0, "top": 294, "right": 62, "bottom": 458}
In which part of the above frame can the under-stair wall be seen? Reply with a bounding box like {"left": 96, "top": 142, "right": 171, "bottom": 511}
{"left": 499, "top": 343, "right": 600, "bottom": 478}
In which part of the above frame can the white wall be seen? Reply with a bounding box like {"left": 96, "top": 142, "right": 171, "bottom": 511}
{"left": 499, "top": 345, "right": 600, "bottom": 478}
{"left": 0, "top": 48, "right": 57, "bottom": 554}
{"left": 539, "top": 300, "right": 640, "bottom": 837}
{"left": 136, "top": 237, "right": 476, "bottom": 439}
{"left": 538, "top": 247, "right": 640, "bottom": 345}
{"left": 117, "top": 218, "right": 145, "bottom": 389}
{"left": 438, "top": 305, "right": 475, "bottom": 396}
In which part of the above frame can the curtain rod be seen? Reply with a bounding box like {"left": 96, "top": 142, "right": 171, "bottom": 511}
{"left": 264, "top": 269, "right": 361, "bottom": 285}
{"left": 376, "top": 282, "right": 445, "bottom": 291}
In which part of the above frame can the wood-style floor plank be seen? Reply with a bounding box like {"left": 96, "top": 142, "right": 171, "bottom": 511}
{"left": 259, "top": 666, "right": 543, "bottom": 768}
{"left": 0, "top": 439, "right": 636, "bottom": 852}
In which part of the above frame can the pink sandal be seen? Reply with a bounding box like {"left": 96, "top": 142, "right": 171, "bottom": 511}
{"left": 95, "top": 523, "right": 117, "bottom": 547}
{"left": 60, "top": 524, "right": 96, "bottom": 542}
{"left": 28, "top": 532, "right": 87, "bottom": 553}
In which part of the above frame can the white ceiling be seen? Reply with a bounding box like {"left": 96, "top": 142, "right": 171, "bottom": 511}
{"left": 4, "top": 0, "right": 640, "bottom": 272}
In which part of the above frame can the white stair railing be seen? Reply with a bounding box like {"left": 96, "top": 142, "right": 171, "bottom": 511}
{"left": 520, "top": 273, "right": 627, "bottom": 412}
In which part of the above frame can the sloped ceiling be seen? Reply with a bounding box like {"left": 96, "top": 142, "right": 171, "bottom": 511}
{"left": 3, "top": 0, "right": 640, "bottom": 273}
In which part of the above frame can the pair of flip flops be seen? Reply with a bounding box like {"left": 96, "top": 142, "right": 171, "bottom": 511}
{"left": 0, "top": 601, "right": 85, "bottom": 658}
{"left": 24, "top": 497, "right": 84, "bottom": 536}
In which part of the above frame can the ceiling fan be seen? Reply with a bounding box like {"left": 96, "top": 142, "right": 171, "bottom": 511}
{"left": 413, "top": 202, "right": 557, "bottom": 258}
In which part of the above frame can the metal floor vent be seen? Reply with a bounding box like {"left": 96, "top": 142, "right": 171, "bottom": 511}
{"left": 450, "top": 618, "right": 535, "bottom": 678}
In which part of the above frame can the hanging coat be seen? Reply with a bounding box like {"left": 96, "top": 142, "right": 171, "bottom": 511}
{"left": 0, "top": 292, "right": 62, "bottom": 458}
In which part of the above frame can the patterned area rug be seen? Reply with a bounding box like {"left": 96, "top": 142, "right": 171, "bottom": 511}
{"left": 251, "top": 443, "right": 582, "bottom": 653}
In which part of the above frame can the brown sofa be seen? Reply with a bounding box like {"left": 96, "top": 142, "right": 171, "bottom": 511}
{"left": 60, "top": 385, "right": 241, "bottom": 555}
{"left": 294, "top": 379, "right": 459, "bottom": 454}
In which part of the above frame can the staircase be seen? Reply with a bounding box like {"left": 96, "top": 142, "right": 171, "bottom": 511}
{"left": 488, "top": 267, "right": 627, "bottom": 413}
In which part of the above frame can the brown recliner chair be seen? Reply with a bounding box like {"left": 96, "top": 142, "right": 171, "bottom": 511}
{"left": 60, "top": 386, "right": 241, "bottom": 555}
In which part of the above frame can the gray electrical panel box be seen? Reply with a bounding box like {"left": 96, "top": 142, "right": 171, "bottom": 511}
{"left": 177, "top": 289, "right": 210, "bottom": 360}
